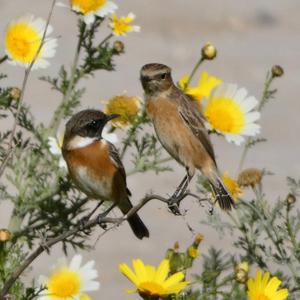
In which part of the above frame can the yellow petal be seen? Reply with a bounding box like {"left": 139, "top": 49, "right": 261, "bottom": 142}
{"left": 163, "top": 272, "right": 185, "bottom": 288}
{"left": 163, "top": 281, "right": 189, "bottom": 295}
{"left": 133, "top": 259, "right": 148, "bottom": 282}
{"left": 154, "top": 259, "right": 169, "bottom": 283}
{"left": 145, "top": 265, "right": 156, "bottom": 281}
{"left": 119, "top": 263, "right": 140, "bottom": 286}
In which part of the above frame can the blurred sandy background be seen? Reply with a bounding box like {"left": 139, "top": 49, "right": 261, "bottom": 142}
{"left": 1, "top": 0, "right": 300, "bottom": 298}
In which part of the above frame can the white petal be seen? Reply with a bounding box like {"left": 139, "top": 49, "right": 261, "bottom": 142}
{"left": 83, "top": 13, "right": 96, "bottom": 25}
{"left": 81, "top": 280, "right": 100, "bottom": 292}
{"left": 245, "top": 111, "right": 260, "bottom": 123}
{"left": 242, "top": 123, "right": 261, "bottom": 136}
{"left": 224, "top": 83, "right": 238, "bottom": 99}
{"left": 70, "top": 254, "right": 83, "bottom": 270}
{"left": 234, "top": 87, "right": 248, "bottom": 103}
{"left": 241, "top": 96, "right": 258, "bottom": 112}
{"left": 48, "top": 137, "right": 61, "bottom": 155}
{"left": 96, "top": 1, "right": 118, "bottom": 17}
{"left": 59, "top": 157, "right": 68, "bottom": 169}
{"left": 42, "top": 38, "right": 58, "bottom": 58}
{"left": 225, "top": 134, "right": 244, "bottom": 145}
{"left": 131, "top": 25, "right": 141, "bottom": 33}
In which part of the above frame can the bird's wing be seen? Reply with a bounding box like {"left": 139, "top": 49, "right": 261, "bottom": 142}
{"left": 177, "top": 92, "right": 217, "bottom": 165}
{"left": 108, "top": 141, "right": 131, "bottom": 196}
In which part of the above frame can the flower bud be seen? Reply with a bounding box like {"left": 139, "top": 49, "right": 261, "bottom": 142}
{"left": 113, "top": 40, "right": 125, "bottom": 54}
{"left": 187, "top": 246, "right": 199, "bottom": 259}
{"left": 271, "top": 65, "right": 284, "bottom": 77}
{"left": 235, "top": 262, "right": 249, "bottom": 284}
{"left": 173, "top": 241, "right": 180, "bottom": 251}
{"left": 9, "top": 87, "right": 21, "bottom": 101}
{"left": 201, "top": 42, "right": 217, "bottom": 60}
{"left": 194, "top": 233, "right": 204, "bottom": 247}
{"left": 238, "top": 168, "right": 263, "bottom": 188}
{"left": 286, "top": 193, "right": 296, "bottom": 205}
{"left": 0, "top": 229, "right": 12, "bottom": 242}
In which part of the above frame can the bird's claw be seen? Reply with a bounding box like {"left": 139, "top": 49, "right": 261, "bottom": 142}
{"left": 97, "top": 213, "right": 108, "bottom": 230}
{"left": 167, "top": 197, "right": 182, "bottom": 215}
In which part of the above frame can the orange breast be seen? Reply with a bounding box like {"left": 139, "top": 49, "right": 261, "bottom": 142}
{"left": 63, "top": 140, "right": 117, "bottom": 199}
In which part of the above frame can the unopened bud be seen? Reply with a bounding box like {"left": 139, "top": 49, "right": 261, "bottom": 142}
{"left": 113, "top": 40, "right": 125, "bottom": 54}
{"left": 235, "top": 262, "right": 249, "bottom": 284}
{"left": 286, "top": 193, "right": 296, "bottom": 205}
{"left": 271, "top": 65, "right": 284, "bottom": 77}
{"left": 0, "top": 229, "right": 11, "bottom": 242}
{"left": 9, "top": 87, "right": 21, "bottom": 101}
{"left": 238, "top": 168, "right": 263, "bottom": 188}
{"left": 201, "top": 42, "right": 217, "bottom": 60}
{"left": 173, "top": 241, "right": 180, "bottom": 251}
{"left": 194, "top": 233, "right": 204, "bottom": 247}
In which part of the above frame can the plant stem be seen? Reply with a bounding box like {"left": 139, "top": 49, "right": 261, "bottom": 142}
{"left": 0, "top": 0, "right": 56, "bottom": 181}
{"left": 48, "top": 21, "right": 86, "bottom": 135}
{"left": 0, "top": 55, "right": 8, "bottom": 65}
{"left": 236, "top": 73, "right": 275, "bottom": 174}
{"left": 185, "top": 57, "right": 204, "bottom": 88}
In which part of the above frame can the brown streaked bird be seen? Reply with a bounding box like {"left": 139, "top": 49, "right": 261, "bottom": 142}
{"left": 140, "top": 63, "right": 235, "bottom": 211}
{"left": 62, "top": 109, "right": 149, "bottom": 239}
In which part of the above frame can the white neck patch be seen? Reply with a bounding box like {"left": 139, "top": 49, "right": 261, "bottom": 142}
{"left": 67, "top": 135, "right": 97, "bottom": 150}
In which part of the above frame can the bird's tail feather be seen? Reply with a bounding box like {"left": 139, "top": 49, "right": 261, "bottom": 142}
{"left": 210, "top": 176, "right": 235, "bottom": 211}
{"left": 119, "top": 197, "right": 149, "bottom": 239}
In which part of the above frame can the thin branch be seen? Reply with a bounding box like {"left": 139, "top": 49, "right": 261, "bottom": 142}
{"left": 0, "top": 192, "right": 210, "bottom": 298}
{"left": 0, "top": 0, "right": 57, "bottom": 180}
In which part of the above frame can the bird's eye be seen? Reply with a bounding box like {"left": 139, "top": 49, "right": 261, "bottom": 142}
{"left": 160, "top": 73, "right": 167, "bottom": 80}
{"left": 88, "top": 120, "right": 98, "bottom": 128}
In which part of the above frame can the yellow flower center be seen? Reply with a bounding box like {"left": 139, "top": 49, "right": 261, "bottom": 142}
{"left": 71, "top": 0, "right": 107, "bottom": 15}
{"left": 223, "top": 172, "right": 242, "bottom": 201}
{"left": 47, "top": 268, "right": 81, "bottom": 298}
{"left": 5, "top": 23, "right": 41, "bottom": 64}
{"left": 112, "top": 18, "right": 132, "bottom": 36}
{"left": 139, "top": 282, "right": 164, "bottom": 296}
{"left": 188, "top": 246, "right": 199, "bottom": 258}
{"left": 257, "top": 295, "right": 270, "bottom": 300}
{"left": 105, "top": 95, "right": 140, "bottom": 127}
{"left": 204, "top": 96, "right": 245, "bottom": 133}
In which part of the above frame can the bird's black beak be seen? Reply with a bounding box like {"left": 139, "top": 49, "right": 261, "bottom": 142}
{"left": 105, "top": 114, "right": 120, "bottom": 122}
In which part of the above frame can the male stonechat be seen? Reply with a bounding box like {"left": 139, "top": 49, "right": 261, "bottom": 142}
{"left": 62, "top": 109, "right": 149, "bottom": 239}
{"left": 140, "top": 63, "right": 234, "bottom": 211}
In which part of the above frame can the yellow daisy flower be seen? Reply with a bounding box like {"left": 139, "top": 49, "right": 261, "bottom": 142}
{"left": 37, "top": 254, "right": 100, "bottom": 300}
{"left": 105, "top": 94, "right": 141, "bottom": 127}
{"left": 247, "top": 271, "right": 288, "bottom": 300}
{"left": 178, "top": 71, "right": 222, "bottom": 102}
{"left": 70, "top": 0, "right": 117, "bottom": 25}
{"left": 202, "top": 83, "right": 260, "bottom": 145}
{"left": 4, "top": 14, "right": 57, "bottom": 69}
{"left": 119, "top": 259, "right": 189, "bottom": 298}
{"left": 110, "top": 13, "right": 140, "bottom": 36}
{"left": 222, "top": 171, "right": 243, "bottom": 201}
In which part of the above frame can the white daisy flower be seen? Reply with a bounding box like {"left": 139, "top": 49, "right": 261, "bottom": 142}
{"left": 4, "top": 14, "right": 57, "bottom": 70}
{"left": 48, "top": 130, "right": 67, "bottom": 169}
{"left": 202, "top": 83, "right": 261, "bottom": 145}
{"left": 70, "top": 0, "right": 118, "bottom": 25}
{"left": 37, "top": 254, "right": 100, "bottom": 300}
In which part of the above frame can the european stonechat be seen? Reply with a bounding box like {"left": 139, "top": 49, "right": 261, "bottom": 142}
{"left": 62, "top": 109, "right": 149, "bottom": 239}
{"left": 140, "top": 63, "right": 234, "bottom": 211}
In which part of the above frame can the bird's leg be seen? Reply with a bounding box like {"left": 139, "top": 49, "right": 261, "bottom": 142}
{"left": 168, "top": 171, "right": 193, "bottom": 215}
{"left": 97, "top": 203, "right": 117, "bottom": 230}
{"left": 79, "top": 201, "right": 104, "bottom": 230}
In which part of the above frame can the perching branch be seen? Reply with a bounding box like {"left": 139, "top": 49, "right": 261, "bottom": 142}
{"left": 0, "top": 191, "right": 211, "bottom": 299}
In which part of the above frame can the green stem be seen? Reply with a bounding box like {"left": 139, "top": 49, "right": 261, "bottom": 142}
{"left": 48, "top": 21, "right": 86, "bottom": 135}
{"left": 0, "top": 55, "right": 8, "bottom": 65}
{"left": 98, "top": 33, "right": 113, "bottom": 48}
{"left": 185, "top": 57, "right": 204, "bottom": 88}
{"left": 236, "top": 73, "right": 275, "bottom": 174}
